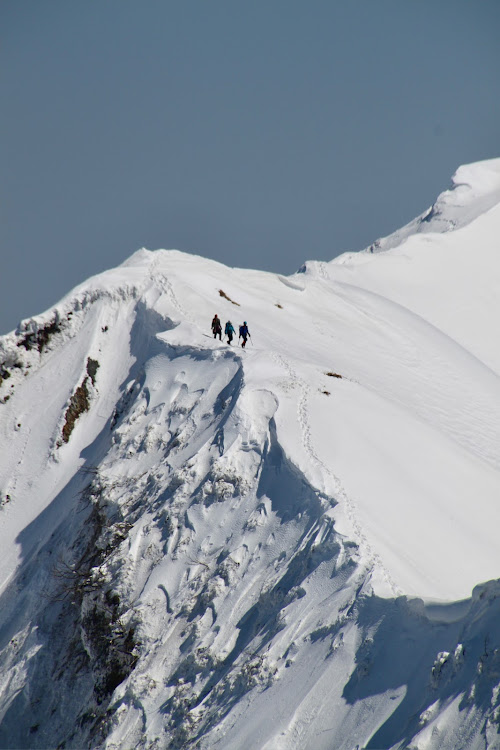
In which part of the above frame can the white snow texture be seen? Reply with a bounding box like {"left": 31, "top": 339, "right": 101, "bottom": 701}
{"left": 1, "top": 158, "right": 500, "bottom": 749}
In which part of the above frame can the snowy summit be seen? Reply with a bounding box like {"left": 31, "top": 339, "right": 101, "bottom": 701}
{"left": 2, "top": 158, "right": 500, "bottom": 749}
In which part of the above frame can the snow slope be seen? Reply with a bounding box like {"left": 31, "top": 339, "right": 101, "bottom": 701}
{"left": 356, "top": 157, "right": 500, "bottom": 254}
{"left": 1, "top": 158, "right": 500, "bottom": 749}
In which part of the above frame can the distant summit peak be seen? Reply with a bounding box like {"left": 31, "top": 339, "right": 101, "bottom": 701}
{"left": 367, "top": 157, "right": 500, "bottom": 254}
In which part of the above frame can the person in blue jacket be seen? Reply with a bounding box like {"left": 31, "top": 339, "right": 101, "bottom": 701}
{"left": 239, "top": 321, "right": 250, "bottom": 348}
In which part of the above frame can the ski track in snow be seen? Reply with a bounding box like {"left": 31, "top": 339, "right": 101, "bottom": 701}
{"left": 6, "top": 421, "right": 31, "bottom": 500}
{"left": 149, "top": 256, "right": 190, "bottom": 323}
{"left": 271, "top": 351, "right": 401, "bottom": 597}
{"left": 317, "top": 261, "right": 329, "bottom": 281}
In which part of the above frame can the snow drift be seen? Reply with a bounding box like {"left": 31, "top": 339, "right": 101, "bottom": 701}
{"left": 1, "top": 158, "right": 500, "bottom": 749}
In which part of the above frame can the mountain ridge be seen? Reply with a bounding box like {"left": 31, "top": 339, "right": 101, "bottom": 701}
{"left": 1, "top": 158, "right": 500, "bottom": 749}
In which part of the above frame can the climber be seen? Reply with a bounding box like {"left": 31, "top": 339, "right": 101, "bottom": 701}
{"left": 225, "top": 320, "right": 235, "bottom": 345}
{"left": 239, "top": 321, "right": 250, "bottom": 348}
{"left": 211, "top": 314, "right": 222, "bottom": 340}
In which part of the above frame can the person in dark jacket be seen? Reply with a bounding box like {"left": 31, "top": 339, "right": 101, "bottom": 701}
{"left": 239, "top": 321, "right": 250, "bottom": 348}
{"left": 211, "top": 314, "right": 222, "bottom": 340}
{"left": 225, "top": 320, "right": 235, "bottom": 344}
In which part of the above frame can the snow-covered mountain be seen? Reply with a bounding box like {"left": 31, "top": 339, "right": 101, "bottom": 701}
{"left": 1, "top": 158, "right": 500, "bottom": 750}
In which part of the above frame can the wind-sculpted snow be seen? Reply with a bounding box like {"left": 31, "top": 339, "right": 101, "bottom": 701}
{"left": 2, "top": 158, "right": 500, "bottom": 748}
{"left": 359, "top": 157, "right": 500, "bottom": 255}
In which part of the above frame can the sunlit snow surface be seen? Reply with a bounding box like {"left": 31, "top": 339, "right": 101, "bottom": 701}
{"left": 1, "top": 159, "right": 500, "bottom": 749}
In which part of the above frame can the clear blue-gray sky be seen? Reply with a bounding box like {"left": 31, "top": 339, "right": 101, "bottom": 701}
{"left": 2, "top": 1, "right": 499, "bottom": 334}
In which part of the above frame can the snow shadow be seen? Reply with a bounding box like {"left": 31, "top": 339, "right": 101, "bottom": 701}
{"left": 176, "top": 425, "right": 340, "bottom": 735}
{"left": 342, "top": 582, "right": 500, "bottom": 748}
{"left": 0, "top": 469, "right": 99, "bottom": 749}
{"left": 182, "top": 528, "right": 341, "bottom": 738}
{"left": 0, "top": 302, "right": 184, "bottom": 746}
{"left": 257, "top": 417, "right": 331, "bottom": 526}
{"left": 0, "top": 468, "right": 93, "bottom": 646}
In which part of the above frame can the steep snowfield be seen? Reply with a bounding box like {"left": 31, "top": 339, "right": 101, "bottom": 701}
{"left": 1, "top": 158, "right": 500, "bottom": 749}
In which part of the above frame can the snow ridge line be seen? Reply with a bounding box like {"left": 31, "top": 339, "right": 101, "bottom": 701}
{"left": 271, "top": 351, "right": 401, "bottom": 597}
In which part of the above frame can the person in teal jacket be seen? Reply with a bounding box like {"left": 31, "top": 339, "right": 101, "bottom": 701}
{"left": 225, "top": 320, "right": 235, "bottom": 344}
